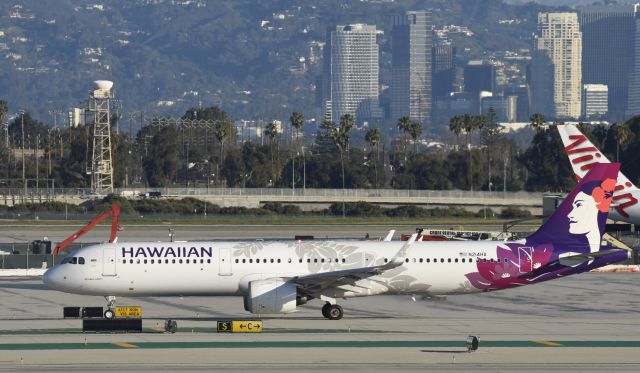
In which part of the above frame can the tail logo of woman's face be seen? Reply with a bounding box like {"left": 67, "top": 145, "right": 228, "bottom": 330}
{"left": 568, "top": 178, "right": 615, "bottom": 241}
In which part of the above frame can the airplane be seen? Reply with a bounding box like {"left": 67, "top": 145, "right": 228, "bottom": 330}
{"left": 43, "top": 163, "right": 634, "bottom": 320}
{"left": 557, "top": 124, "right": 640, "bottom": 225}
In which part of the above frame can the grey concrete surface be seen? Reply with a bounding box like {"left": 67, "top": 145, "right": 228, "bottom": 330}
{"left": 0, "top": 272, "right": 639, "bottom": 371}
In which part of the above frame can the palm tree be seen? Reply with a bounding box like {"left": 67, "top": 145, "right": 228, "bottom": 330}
{"left": 289, "top": 112, "right": 304, "bottom": 190}
{"left": 265, "top": 121, "right": 280, "bottom": 184}
{"left": 289, "top": 111, "right": 304, "bottom": 148}
{"left": 461, "top": 114, "right": 484, "bottom": 191}
{"left": 396, "top": 116, "right": 412, "bottom": 153}
{"left": 612, "top": 123, "right": 633, "bottom": 162}
{"left": 331, "top": 114, "right": 354, "bottom": 217}
{"left": 213, "top": 118, "right": 234, "bottom": 163}
{"left": 331, "top": 114, "right": 354, "bottom": 190}
{"left": 529, "top": 113, "right": 545, "bottom": 130}
{"left": 409, "top": 121, "right": 422, "bottom": 153}
{"left": 365, "top": 127, "right": 380, "bottom": 188}
{"left": 449, "top": 115, "right": 465, "bottom": 150}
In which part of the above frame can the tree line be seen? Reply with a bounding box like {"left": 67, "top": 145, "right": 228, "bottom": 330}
{"left": 1, "top": 99, "right": 639, "bottom": 193}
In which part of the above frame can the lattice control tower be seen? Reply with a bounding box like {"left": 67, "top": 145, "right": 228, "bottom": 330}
{"left": 87, "top": 80, "right": 114, "bottom": 194}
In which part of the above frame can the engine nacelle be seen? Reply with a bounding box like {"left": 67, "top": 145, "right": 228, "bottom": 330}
{"left": 243, "top": 278, "right": 298, "bottom": 314}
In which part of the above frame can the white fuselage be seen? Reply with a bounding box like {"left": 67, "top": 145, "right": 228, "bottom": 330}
{"left": 44, "top": 239, "right": 502, "bottom": 298}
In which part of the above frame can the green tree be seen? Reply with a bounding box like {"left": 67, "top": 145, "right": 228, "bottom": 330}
{"left": 449, "top": 115, "right": 465, "bottom": 150}
{"left": 331, "top": 114, "right": 355, "bottom": 193}
{"left": 409, "top": 121, "right": 422, "bottom": 154}
{"left": 212, "top": 118, "right": 235, "bottom": 164}
{"left": 612, "top": 123, "right": 633, "bottom": 162}
{"left": 142, "top": 125, "right": 180, "bottom": 187}
{"left": 364, "top": 127, "right": 380, "bottom": 188}
{"left": 518, "top": 125, "right": 574, "bottom": 191}
{"left": 315, "top": 119, "right": 335, "bottom": 153}
{"left": 265, "top": 121, "right": 280, "bottom": 184}
{"left": 289, "top": 111, "right": 304, "bottom": 148}
{"left": 396, "top": 116, "right": 412, "bottom": 153}
{"left": 529, "top": 113, "right": 545, "bottom": 130}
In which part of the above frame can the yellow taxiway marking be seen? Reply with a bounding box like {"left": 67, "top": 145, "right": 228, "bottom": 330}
{"left": 112, "top": 342, "right": 139, "bottom": 348}
{"left": 533, "top": 340, "right": 563, "bottom": 347}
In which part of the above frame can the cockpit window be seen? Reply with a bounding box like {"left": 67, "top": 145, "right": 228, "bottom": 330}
{"left": 61, "top": 257, "right": 71, "bottom": 264}
{"left": 79, "top": 257, "right": 85, "bottom": 265}
{"left": 71, "top": 257, "right": 78, "bottom": 264}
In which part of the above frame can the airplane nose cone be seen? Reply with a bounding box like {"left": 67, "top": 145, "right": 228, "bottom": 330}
{"left": 43, "top": 267, "right": 63, "bottom": 291}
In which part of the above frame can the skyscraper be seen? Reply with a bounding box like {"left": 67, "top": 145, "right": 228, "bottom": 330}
{"left": 464, "top": 60, "right": 496, "bottom": 96}
{"left": 391, "top": 10, "right": 432, "bottom": 126}
{"left": 627, "top": 12, "right": 640, "bottom": 118}
{"left": 531, "top": 12, "right": 582, "bottom": 119}
{"left": 582, "top": 84, "right": 609, "bottom": 119}
{"left": 323, "top": 24, "right": 380, "bottom": 122}
{"left": 580, "top": 5, "right": 638, "bottom": 121}
{"left": 322, "top": 24, "right": 380, "bottom": 124}
{"left": 432, "top": 43, "right": 456, "bottom": 99}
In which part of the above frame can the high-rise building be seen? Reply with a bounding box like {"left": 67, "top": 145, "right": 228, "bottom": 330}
{"left": 464, "top": 60, "right": 495, "bottom": 96}
{"left": 627, "top": 13, "right": 640, "bottom": 118}
{"left": 505, "top": 85, "right": 531, "bottom": 122}
{"left": 582, "top": 84, "right": 609, "bottom": 119}
{"left": 432, "top": 43, "right": 456, "bottom": 99}
{"left": 580, "top": 5, "right": 638, "bottom": 121}
{"left": 531, "top": 12, "right": 582, "bottom": 119}
{"left": 391, "top": 10, "right": 432, "bottom": 126}
{"left": 322, "top": 24, "right": 380, "bottom": 123}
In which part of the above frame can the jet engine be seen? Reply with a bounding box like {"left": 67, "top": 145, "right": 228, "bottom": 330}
{"left": 243, "top": 278, "right": 300, "bottom": 314}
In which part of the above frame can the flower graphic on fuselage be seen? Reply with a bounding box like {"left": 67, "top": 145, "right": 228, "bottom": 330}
{"left": 465, "top": 243, "right": 553, "bottom": 291}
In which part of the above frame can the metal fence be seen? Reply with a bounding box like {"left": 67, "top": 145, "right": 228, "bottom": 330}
{"left": 0, "top": 187, "right": 544, "bottom": 201}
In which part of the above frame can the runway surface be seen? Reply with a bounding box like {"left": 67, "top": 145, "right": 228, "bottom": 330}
{"left": 0, "top": 273, "right": 639, "bottom": 371}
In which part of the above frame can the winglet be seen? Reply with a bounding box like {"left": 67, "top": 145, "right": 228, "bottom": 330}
{"left": 382, "top": 230, "right": 395, "bottom": 242}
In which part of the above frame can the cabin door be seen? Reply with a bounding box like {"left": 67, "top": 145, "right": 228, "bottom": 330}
{"left": 218, "top": 248, "right": 233, "bottom": 276}
{"left": 102, "top": 247, "right": 117, "bottom": 276}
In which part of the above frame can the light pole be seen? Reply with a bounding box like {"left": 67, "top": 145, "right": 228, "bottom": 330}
{"left": 301, "top": 146, "right": 306, "bottom": 193}
{"left": 20, "top": 111, "right": 25, "bottom": 198}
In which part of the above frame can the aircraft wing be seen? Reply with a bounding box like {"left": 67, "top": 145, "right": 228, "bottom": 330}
{"left": 290, "top": 233, "right": 417, "bottom": 293}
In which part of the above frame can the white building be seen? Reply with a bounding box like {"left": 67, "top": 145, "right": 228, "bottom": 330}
{"left": 531, "top": 13, "right": 582, "bottom": 119}
{"left": 582, "top": 84, "right": 608, "bottom": 119}
{"left": 322, "top": 24, "right": 380, "bottom": 123}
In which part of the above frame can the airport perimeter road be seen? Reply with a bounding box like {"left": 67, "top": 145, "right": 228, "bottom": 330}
{"left": 0, "top": 222, "right": 525, "bottom": 244}
{"left": 0, "top": 273, "right": 639, "bottom": 371}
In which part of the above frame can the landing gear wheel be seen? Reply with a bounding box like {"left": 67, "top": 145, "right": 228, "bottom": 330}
{"left": 321, "top": 302, "right": 331, "bottom": 318}
{"left": 104, "top": 309, "right": 115, "bottom": 319}
{"left": 327, "top": 304, "right": 343, "bottom": 320}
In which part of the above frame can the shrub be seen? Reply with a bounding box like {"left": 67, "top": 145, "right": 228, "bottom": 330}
{"left": 499, "top": 207, "right": 532, "bottom": 219}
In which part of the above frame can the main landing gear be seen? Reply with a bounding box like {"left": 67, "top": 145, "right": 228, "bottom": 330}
{"left": 321, "top": 302, "right": 343, "bottom": 320}
{"left": 104, "top": 295, "right": 116, "bottom": 319}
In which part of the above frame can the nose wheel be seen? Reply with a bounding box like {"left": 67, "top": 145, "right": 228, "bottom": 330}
{"left": 104, "top": 309, "right": 115, "bottom": 319}
{"left": 321, "top": 302, "right": 343, "bottom": 320}
{"left": 104, "top": 295, "right": 116, "bottom": 319}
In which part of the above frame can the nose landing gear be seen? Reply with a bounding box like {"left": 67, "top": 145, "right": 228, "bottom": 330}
{"left": 104, "top": 295, "right": 116, "bottom": 319}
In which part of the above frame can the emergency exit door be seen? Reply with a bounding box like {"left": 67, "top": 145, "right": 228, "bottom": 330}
{"left": 102, "top": 247, "right": 117, "bottom": 276}
{"left": 218, "top": 248, "right": 232, "bottom": 276}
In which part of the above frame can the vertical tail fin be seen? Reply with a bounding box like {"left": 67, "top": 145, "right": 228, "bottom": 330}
{"left": 528, "top": 163, "right": 619, "bottom": 252}
{"left": 557, "top": 125, "right": 639, "bottom": 219}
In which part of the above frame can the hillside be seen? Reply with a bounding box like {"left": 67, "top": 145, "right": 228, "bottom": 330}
{"left": 0, "top": 0, "right": 554, "bottom": 125}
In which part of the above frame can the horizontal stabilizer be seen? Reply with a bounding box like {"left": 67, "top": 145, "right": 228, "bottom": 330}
{"left": 558, "top": 249, "right": 625, "bottom": 267}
